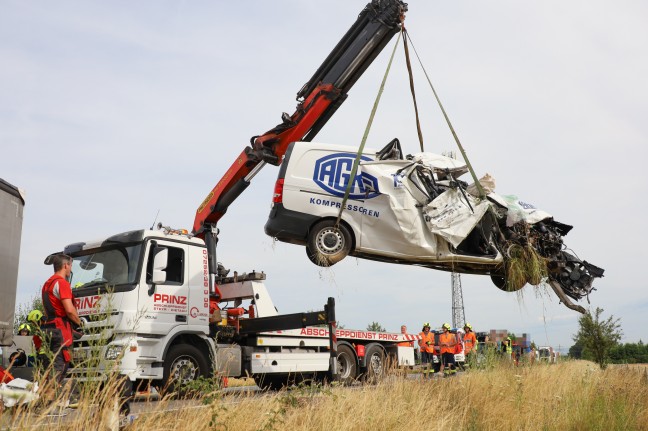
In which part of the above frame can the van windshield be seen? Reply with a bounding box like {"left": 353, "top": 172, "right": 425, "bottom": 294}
{"left": 70, "top": 244, "right": 143, "bottom": 289}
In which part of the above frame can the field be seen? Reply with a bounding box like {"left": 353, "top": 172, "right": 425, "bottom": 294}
{"left": 4, "top": 360, "right": 648, "bottom": 430}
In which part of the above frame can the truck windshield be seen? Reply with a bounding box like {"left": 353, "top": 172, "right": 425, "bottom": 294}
{"left": 70, "top": 244, "right": 143, "bottom": 288}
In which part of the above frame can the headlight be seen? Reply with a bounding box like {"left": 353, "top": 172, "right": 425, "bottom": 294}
{"left": 105, "top": 345, "right": 124, "bottom": 360}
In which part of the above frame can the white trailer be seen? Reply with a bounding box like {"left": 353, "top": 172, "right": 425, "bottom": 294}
{"left": 0, "top": 178, "right": 25, "bottom": 347}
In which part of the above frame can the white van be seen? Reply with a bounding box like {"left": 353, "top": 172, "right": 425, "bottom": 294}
{"left": 264, "top": 140, "right": 603, "bottom": 298}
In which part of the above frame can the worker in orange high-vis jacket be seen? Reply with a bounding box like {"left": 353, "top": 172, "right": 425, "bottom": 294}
{"left": 463, "top": 323, "right": 478, "bottom": 367}
{"left": 418, "top": 323, "right": 435, "bottom": 372}
{"left": 439, "top": 323, "right": 457, "bottom": 376}
{"left": 397, "top": 325, "right": 415, "bottom": 347}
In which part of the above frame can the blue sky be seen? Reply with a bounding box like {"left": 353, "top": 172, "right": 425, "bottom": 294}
{"left": 2, "top": 0, "right": 647, "bottom": 351}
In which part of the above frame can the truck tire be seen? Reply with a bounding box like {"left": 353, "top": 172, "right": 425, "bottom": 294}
{"left": 362, "top": 344, "right": 386, "bottom": 384}
{"left": 163, "top": 344, "right": 209, "bottom": 390}
{"left": 336, "top": 344, "right": 357, "bottom": 384}
{"left": 306, "top": 220, "right": 352, "bottom": 267}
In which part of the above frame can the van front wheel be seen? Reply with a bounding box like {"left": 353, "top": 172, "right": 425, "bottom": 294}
{"left": 306, "top": 220, "right": 352, "bottom": 267}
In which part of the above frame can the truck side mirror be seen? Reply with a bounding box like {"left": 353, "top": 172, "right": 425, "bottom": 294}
{"left": 152, "top": 248, "right": 168, "bottom": 284}
{"left": 147, "top": 242, "right": 168, "bottom": 296}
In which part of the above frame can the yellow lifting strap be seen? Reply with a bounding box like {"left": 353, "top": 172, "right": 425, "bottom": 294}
{"left": 335, "top": 31, "right": 402, "bottom": 228}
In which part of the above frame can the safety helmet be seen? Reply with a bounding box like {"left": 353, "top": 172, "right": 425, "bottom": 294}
{"left": 422, "top": 322, "right": 430, "bottom": 329}
{"left": 442, "top": 323, "right": 451, "bottom": 330}
{"left": 18, "top": 323, "right": 31, "bottom": 333}
{"left": 28, "top": 310, "right": 43, "bottom": 323}
{"left": 464, "top": 323, "right": 472, "bottom": 330}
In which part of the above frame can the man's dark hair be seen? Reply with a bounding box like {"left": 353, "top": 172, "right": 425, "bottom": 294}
{"left": 52, "top": 254, "right": 72, "bottom": 272}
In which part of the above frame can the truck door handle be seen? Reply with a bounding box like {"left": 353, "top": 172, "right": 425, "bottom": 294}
{"left": 176, "top": 315, "right": 187, "bottom": 322}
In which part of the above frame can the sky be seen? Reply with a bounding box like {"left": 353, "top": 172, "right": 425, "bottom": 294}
{"left": 1, "top": 0, "right": 647, "bottom": 352}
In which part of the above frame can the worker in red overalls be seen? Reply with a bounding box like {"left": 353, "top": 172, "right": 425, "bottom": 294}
{"left": 41, "top": 254, "right": 82, "bottom": 384}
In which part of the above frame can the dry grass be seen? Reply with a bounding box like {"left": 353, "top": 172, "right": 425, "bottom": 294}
{"left": 505, "top": 244, "right": 528, "bottom": 291}
{"left": 226, "top": 377, "right": 255, "bottom": 387}
{"left": 4, "top": 360, "right": 648, "bottom": 430}
{"left": 505, "top": 244, "right": 549, "bottom": 291}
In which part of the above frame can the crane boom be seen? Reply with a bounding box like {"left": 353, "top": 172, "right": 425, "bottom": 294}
{"left": 193, "top": 0, "right": 407, "bottom": 236}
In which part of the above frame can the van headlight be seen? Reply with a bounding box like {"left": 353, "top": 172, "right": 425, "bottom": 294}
{"left": 105, "top": 345, "right": 124, "bottom": 360}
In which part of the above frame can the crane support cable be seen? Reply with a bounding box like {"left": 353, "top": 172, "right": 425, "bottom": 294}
{"left": 405, "top": 31, "right": 486, "bottom": 199}
{"left": 335, "top": 32, "right": 402, "bottom": 228}
{"left": 402, "top": 26, "right": 425, "bottom": 153}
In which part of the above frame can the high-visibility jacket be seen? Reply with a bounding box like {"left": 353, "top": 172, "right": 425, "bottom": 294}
{"left": 419, "top": 331, "right": 435, "bottom": 353}
{"left": 439, "top": 331, "right": 456, "bottom": 354}
{"left": 397, "top": 339, "right": 414, "bottom": 347}
{"left": 463, "top": 331, "right": 477, "bottom": 354}
{"left": 502, "top": 341, "right": 512, "bottom": 354}
{"left": 32, "top": 330, "right": 46, "bottom": 355}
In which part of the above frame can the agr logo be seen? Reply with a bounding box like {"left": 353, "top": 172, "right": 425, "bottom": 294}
{"left": 313, "top": 153, "right": 379, "bottom": 199}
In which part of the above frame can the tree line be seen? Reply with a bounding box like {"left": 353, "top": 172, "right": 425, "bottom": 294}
{"left": 571, "top": 339, "right": 648, "bottom": 364}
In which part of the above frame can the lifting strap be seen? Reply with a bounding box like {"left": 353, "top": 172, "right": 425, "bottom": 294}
{"left": 404, "top": 31, "right": 486, "bottom": 199}
{"left": 335, "top": 31, "right": 402, "bottom": 228}
{"left": 402, "top": 26, "right": 425, "bottom": 153}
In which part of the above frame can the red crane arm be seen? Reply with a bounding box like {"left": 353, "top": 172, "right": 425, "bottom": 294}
{"left": 193, "top": 83, "right": 341, "bottom": 234}
{"left": 193, "top": 0, "right": 407, "bottom": 237}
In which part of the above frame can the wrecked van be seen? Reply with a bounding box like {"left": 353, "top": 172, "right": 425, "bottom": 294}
{"left": 265, "top": 140, "right": 603, "bottom": 312}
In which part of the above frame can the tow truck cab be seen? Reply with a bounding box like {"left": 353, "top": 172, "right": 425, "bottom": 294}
{"left": 64, "top": 228, "right": 219, "bottom": 382}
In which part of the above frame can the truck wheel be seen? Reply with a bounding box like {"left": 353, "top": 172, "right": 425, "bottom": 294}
{"left": 306, "top": 220, "right": 352, "bottom": 267}
{"left": 336, "top": 344, "right": 357, "bottom": 384}
{"left": 362, "top": 344, "right": 386, "bottom": 384}
{"left": 163, "top": 344, "right": 209, "bottom": 390}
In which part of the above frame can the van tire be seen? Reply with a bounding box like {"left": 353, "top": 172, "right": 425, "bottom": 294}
{"left": 306, "top": 220, "right": 352, "bottom": 266}
{"left": 491, "top": 272, "right": 526, "bottom": 292}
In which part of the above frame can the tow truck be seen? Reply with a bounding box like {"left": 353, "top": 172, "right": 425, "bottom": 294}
{"left": 63, "top": 0, "right": 411, "bottom": 392}
{"left": 66, "top": 226, "right": 416, "bottom": 390}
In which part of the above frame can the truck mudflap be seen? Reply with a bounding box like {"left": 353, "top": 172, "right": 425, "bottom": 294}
{"left": 215, "top": 344, "right": 241, "bottom": 377}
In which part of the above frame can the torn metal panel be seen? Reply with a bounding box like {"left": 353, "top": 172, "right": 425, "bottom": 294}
{"left": 495, "top": 194, "right": 554, "bottom": 227}
{"left": 422, "top": 189, "right": 490, "bottom": 248}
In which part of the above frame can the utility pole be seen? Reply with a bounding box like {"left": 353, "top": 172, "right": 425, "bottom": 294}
{"left": 443, "top": 149, "right": 467, "bottom": 329}
{"left": 451, "top": 272, "right": 466, "bottom": 328}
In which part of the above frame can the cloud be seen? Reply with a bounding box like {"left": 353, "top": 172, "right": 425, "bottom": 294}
{"left": 2, "top": 0, "right": 647, "bottom": 350}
